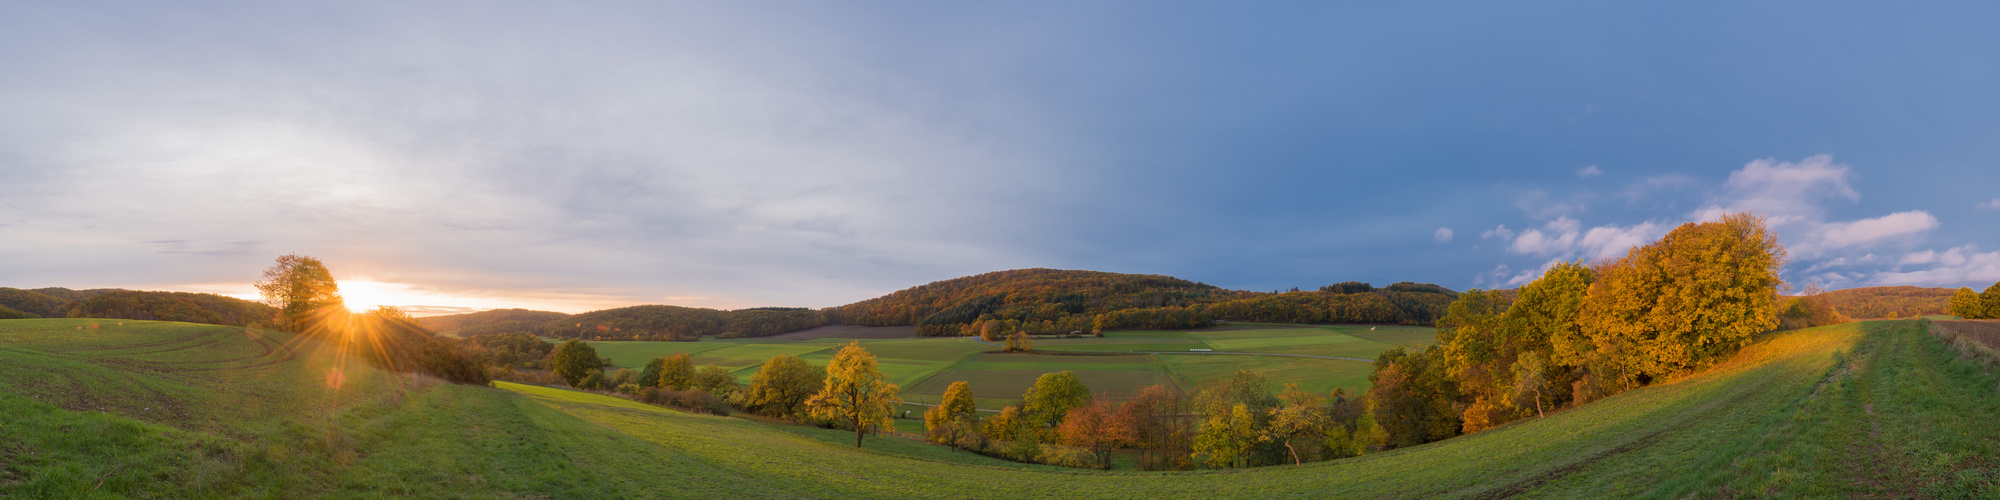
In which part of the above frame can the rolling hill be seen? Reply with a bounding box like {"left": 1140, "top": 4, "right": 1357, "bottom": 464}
{"left": 8, "top": 316, "right": 1992, "bottom": 497}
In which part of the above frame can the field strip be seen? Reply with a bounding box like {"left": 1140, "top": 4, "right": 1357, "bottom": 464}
{"left": 896, "top": 342, "right": 988, "bottom": 394}
{"left": 45, "top": 327, "right": 234, "bottom": 353}
{"left": 973, "top": 337, "right": 1375, "bottom": 362}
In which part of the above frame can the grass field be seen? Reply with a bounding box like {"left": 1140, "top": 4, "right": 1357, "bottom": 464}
{"left": 6, "top": 317, "right": 1997, "bottom": 497}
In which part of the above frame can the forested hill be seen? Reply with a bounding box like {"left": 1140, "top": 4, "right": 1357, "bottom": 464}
{"left": 427, "top": 305, "right": 829, "bottom": 341}
{"left": 823, "top": 268, "right": 1458, "bottom": 336}
{"left": 1815, "top": 286, "right": 1954, "bottom": 318}
{"left": 418, "top": 308, "right": 570, "bottom": 337}
{"left": 0, "top": 287, "right": 276, "bottom": 327}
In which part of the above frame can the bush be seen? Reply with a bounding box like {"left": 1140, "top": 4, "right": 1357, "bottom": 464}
{"left": 1037, "top": 444, "right": 1100, "bottom": 469}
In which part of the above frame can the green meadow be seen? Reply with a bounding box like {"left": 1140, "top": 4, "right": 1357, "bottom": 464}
{"left": 9, "top": 317, "right": 1991, "bottom": 497}
{"left": 587, "top": 324, "right": 1422, "bottom": 409}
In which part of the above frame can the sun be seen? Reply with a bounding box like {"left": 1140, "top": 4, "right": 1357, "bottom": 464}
{"left": 338, "top": 280, "right": 399, "bottom": 313}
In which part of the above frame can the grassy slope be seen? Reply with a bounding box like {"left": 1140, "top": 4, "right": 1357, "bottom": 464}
{"left": 12, "top": 318, "right": 1995, "bottom": 498}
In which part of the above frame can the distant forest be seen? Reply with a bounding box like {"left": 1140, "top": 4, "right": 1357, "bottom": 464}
{"left": 6, "top": 272, "right": 1964, "bottom": 342}
{"left": 0, "top": 287, "right": 277, "bottom": 327}
{"left": 1813, "top": 286, "right": 1954, "bottom": 318}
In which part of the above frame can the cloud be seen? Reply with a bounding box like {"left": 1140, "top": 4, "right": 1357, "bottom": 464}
{"left": 1474, "top": 259, "right": 1562, "bottom": 288}
{"left": 1870, "top": 246, "right": 2000, "bottom": 286}
{"left": 1575, "top": 165, "right": 1603, "bottom": 178}
{"left": 1433, "top": 228, "right": 1454, "bottom": 244}
{"left": 1505, "top": 216, "right": 1666, "bottom": 261}
{"left": 1809, "top": 211, "right": 1939, "bottom": 251}
{"left": 1702, "top": 154, "right": 1857, "bottom": 226}
{"left": 1482, "top": 225, "right": 1515, "bottom": 240}
{"left": 1980, "top": 198, "right": 2000, "bottom": 210}
{"left": 1513, "top": 189, "right": 1590, "bottom": 220}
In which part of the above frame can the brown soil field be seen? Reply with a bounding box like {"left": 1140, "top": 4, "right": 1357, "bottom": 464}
{"left": 761, "top": 324, "right": 917, "bottom": 340}
{"left": 1933, "top": 319, "right": 2000, "bottom": 350}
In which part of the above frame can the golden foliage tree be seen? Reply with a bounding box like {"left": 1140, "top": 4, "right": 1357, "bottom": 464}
{"left": 657, "top": 353, "right": 694, "bottom": 389}
{"left": 1057, "top": 396, "right": 1135, "bottom": 468}
{"left": 1264, "top": 382, "right": 1330, "bottom": 465}
{"left": 805, "top": 341, "right": 902, "bottom": 447}
{"left": 1004, "top": 330, "right": 1034, "bottom": 352}
{"left": 924, "top": 380, "right": 979, "bottom": 445}
{"left": 1950, "top": 287, "right": 1984, "bottom": 319}
{"left": 1194, "top": 403, "right": 1260, "bottom": 469}
{"left": 1581, "top": 212, "right": 1786, "bottom": 384}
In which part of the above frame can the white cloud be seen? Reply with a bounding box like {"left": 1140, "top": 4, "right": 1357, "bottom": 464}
{"left": 1433, "top": 227, "right": 1454, "bottom": 244}
{"left": 1576, "top": 165, "right": 1603, "bottom": 177}
{"left": 1979, "top": 198, "right": 2000, "bottom": 210}
{"left": 1870, "top": 247, "right": 2000, "bottom": 286}
{"left": 1482, "top": 225, "right": 1515, "bottom": 240}
{"left": 1505, "top": 216, "right": 1667, "bottom": 261}
{"left": 1708, "top": 154, "right": 1857, "bottom": 226}
{"left": 1810, "top": 211, "right": 1939, "bottom": 251}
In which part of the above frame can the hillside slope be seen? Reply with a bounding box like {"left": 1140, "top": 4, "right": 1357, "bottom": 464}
{"left": 1816, "top": 285, "right": 1954, "bottom": 318}
{"left": 10, "top": 317, "right": 1992, "bottom": 497}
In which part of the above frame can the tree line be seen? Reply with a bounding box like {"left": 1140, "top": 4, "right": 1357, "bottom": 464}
{"left": 1950, "top": 282, "right": 2000, "bottom": 319}
{"left": 0, "top": 287, "right": 278, "bottom": 327}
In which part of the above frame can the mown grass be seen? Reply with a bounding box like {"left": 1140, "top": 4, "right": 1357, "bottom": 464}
{"left": 12, "top": 318, "right": 1995, "bottom": 498}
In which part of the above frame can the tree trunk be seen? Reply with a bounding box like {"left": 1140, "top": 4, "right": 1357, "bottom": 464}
{"left": 855, "top": 415, "right": 864, "bottom": 447}
{"left": 1536, "top": 388, "right": 1547, "bottom": 418}
{"left": 1286, "top": 439, "right": 1300, "bottom": 465}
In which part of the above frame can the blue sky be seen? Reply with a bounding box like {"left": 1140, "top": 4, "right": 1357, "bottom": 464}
{"left": 2, "top": 1, "right": 1996, "bottom": 314}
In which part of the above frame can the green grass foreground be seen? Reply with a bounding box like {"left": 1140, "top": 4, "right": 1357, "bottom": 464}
{"left": 3, "top": 318, "right": 1996, "bottom": 497}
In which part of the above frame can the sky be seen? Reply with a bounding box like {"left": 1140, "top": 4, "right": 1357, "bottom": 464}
{"left": 3, "top": 1, "right": 1998, "bottom": 315}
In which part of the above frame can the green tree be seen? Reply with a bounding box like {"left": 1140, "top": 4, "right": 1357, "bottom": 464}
{"left": 658, "top": 353, "right": 694, "bottom": 389}
{"left": 1950, "top": 287, "right": 1983, "bottom": 319}
{"left": 1194, "top": 403, "right": 1260, "bottom": 469}
{"left": 1264, "top": 382, "right": 1330, "bottom": 465}
{"left": 253, "top": 254, "right": 344, "bottom": 332}
{"left": 1022, "top": 371, "right": 1091, "bottom": 435}
{"left": 639, "top": 357, "right": 667, "bottom": 390}
{"left": 744, "top": 354, "right": 824, "bottom": 418}
{"left": 551, "top": 339, "right": 602, "bottom": 388}
{"left": 805, "top": 341, "right": 903, "bottom": 447}
{"left": 691, "top": 364, "right": 737, "bottom": 397}
{"left": 925, "top": 381, "right": 978, "bottom": 445}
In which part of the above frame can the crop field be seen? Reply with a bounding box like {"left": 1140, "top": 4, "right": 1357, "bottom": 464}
{"left": 905, "top": 352, "right": 1177, "bottom": 401}
{"left": 591, "top": 324, "right": 1432, "bottom": 408}
{"left": 1158, "top": 353, "right": 1376, "bottom": 395}
{"left": 7, "top": 318, "right": 1997, "bottom": 497}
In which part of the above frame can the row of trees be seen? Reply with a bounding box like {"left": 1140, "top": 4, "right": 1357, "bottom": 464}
{"left": 1950, "top": 282, "right": 2000, "bottom": 319}
{"left": 1365, "top": 213, "right": 1788, "bottom": 447}
{"left": 921, "top": 369, "right": 1382, "bottom": 469}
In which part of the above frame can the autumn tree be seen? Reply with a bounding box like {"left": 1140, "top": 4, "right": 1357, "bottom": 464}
{"left": 551, "top": 339, "right": 602, "bottom": 388}
{"left": 1981, "top": 282, "right": 2000, "bottom": 319}
{"left": 744, "top": 355, "right": 824, "bottom": 419}
{"left": 1264, "top": 382, "right": 1330, "bottom": 465}
{"left": 924, "top": 381, "right": 979, "bottom": 446}
{"left": 1124, "top": 384, "right": 1192, "bottom": 470}
{"left": 1950, "top": 287, "right": 1984, "bottom": 319}
{"left": 657, "top": 353, "right": 694, "bottom": 389}
{"left": 1579, "top": 213, "right": 1785, "bottom": 387}
{"left": 805, "top": 341, "right": 903, "bottom": 447}
{"left": 1022, "top": 371, "right": 1091, "bottom": 438}
{"left": 639, "top": 357, "right": 667, "bottom": 389}
{"left": 1194, "top": 403, "right": 1260, "bottom": 469}
{"left": 982, "top": 405, "right": 1026, "bottom": 442}
{"left": 253, "top": 254, "right": 344, "bottom": 332}
{"left": 1057, "top": 396, "right": 1135, "bottom": 468}
{"left": 1004, "top": 331, "right": 1034, "bottom": 352}
{"left": 1509, "top": 351, "right": 1549, "bottom": 418}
